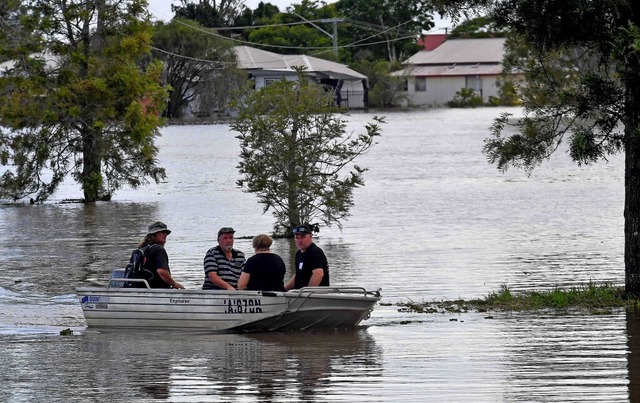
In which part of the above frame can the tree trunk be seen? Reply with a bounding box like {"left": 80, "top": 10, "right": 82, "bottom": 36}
{"left": 81, "top": 127, "right": 102, "bottom": 202}
{"left": 624, "top": 74, "right": 640, "bottom": 295}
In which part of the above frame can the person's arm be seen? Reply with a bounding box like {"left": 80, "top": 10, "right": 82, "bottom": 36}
{"left": 308, "top": 268, "right": 324, "bottom": 287}
{"left": 284, "top": 274, "right": 296, "bottom": 290}
{"left": 237, "top": 272, "right": 250, "bottom": 290}
{"left": 157, "top": 268, "right": 184, "bottom": 289}
{"left": 207, "top": 272, "right": 235, "bottom": 290}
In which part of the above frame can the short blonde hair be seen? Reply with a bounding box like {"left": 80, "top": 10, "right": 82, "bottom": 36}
{"left": 253, "top": 234, "right": 273, "bottom": 250}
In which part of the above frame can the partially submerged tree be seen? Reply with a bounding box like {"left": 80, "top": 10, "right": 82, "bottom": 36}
{"left": 0, "top": 0, "right": 169, "bottom": 202}
{"left": 152, "top": 19, "right": 243, "bottom": 118}
{"left": 434, "top": 0, "right": 640, "bottom": 294}
{"left": 231, "top": 69, "right": 384, "bottom": 236}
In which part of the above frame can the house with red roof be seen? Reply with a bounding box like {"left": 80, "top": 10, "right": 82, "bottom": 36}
{"left": 392, "top": 37, "right": 513, "bottom": 107}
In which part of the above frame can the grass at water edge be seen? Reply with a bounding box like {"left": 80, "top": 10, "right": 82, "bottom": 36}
{"left": 394, "top": 282, "right": 639, "bottom": 315}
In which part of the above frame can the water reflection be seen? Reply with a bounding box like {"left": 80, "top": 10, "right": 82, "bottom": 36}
{"left": 497, "top": 311, "right": 629, "bottom": 401}
{"left": 0, "top": 202, "right": 160, "bottom": 293}
{"left": 627, "top": 308, "right": 640, "bottom": 402}
{"left": 0, "top": 329, "right": 381, "bottom": 402}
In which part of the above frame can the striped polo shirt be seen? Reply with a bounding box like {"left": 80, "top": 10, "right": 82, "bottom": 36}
{"left": 202, "top": 245, "right": 245, "bottom": 289}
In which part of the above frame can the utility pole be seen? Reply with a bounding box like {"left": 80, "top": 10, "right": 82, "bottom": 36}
{"left": 292, "top": 12, "right": 343, "bottom": 56}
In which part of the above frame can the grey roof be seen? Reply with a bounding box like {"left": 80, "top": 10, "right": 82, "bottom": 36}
{"left": 234, "top": 46, "right": 366, "bottom": 81}
{"left": 403, "top": 38, "right": 507, "bottom": 65}
{"left": 234, "top": 46, "right": 289, "bottom": 70}
{"left": 392, "top": 64, "right": 503, "bottom": 77}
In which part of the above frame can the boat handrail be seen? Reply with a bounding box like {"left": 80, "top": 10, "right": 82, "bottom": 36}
{"left": 108, "top": 277, "right": 151, "bottom": 289}
{"left": 295, "top": 286, "right": 381, "bottom": 298}
{"left": 281, "top": 286, "right": 380, "bottom": 316}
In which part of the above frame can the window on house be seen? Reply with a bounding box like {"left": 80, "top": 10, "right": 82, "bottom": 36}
{"left": 403, "top": 80, "right": 408, "bottom": 91}
{"left": 264, "top": 78, "right": 278, "bottom": 86}
{"left": 465, "top": 76, "right": 483, "bottom": 94}
{"left": 414, "top": 77, "right": 426, "bottom": 92}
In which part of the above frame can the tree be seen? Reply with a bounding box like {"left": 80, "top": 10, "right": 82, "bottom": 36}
{"left": 435, "top": 0, "right": 640, "bottom": 294}
{"left": 352, "top": 59, "right": 407, "bottom": 107}
{"left": 448, "top": 15, "right": 505, "bottom": 38}
{"left": 152, "top": 19, "right": 243, "bottom": 118}
{"left": 0, "top": 0, "right": 169, "bottom": 203}
{"left": 231, "top": 69, "right": 384, "bottom": 236}
{"left": 172, "top": 0, "right": 245, "bottom": 28}
{"left": 336, "top": 0, "right": 436, "bottom": 62}
{"left": 246, "top": 0, "right": 339, "bottom": 57}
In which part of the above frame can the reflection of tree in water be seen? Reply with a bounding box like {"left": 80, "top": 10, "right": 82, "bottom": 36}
{"left": 627, "top": 308, "right": 640, "bottom": 401}
{"left": 0, "top": 201, "right": 160, "bottom": 294}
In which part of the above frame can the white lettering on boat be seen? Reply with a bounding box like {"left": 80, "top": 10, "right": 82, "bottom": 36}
{"left": 170, "top": 298, "right": 190, "bottom": 304}
{"left": 224, "top": 298, "right": 263, "bottom": 313}
{"left": 81, "top": 295, "right": 109, "bottom": 304}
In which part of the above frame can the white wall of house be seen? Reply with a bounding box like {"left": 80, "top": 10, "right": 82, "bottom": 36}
{"left": 402, "top": 74, "right": 501, "bottom": 107}
{"left": 252, "top": 72, "right": 298, "bottom": 89}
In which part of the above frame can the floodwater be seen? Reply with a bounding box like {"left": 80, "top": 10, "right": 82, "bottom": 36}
{"left": 1, "top": 107, "right": 638, "bottom": 402}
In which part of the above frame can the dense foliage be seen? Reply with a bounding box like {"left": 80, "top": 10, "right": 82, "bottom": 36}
{"left": 435, "top": 0, "right": 640, "bottom": 294}
{"left": 0, "top": 0, "right": 169, "bottom": 202}
{"left": 152, "top": 19, "right": 243, "bottom": 118}
{"left": 171, "top": 0, "right": 245, "bottom": 27}
{"left": 231, "top": 69, "right": 384, "bottom": 235}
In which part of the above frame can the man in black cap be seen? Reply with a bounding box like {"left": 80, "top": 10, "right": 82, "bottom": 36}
{"left": 133, "top": 221, "right": 184, "bottom": 289}
{"left": 284, "top": 224, "right": 330, "bottom": 290}
{"left": 202, "top": 227, "right": 246, "bottom": 290}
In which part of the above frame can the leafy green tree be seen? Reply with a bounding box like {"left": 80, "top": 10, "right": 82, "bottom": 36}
{"left": 172, "top": 0, "right": 245, "bottom": 27}
{"left": 231, "top": 69, "right": 384, "bottom": 235}
{"left": 488, "top": 77, "right": 521, "bottom": 106}
{"left": 0, "top": 0, "right": 169, "bottom": 203}
{"left": 336, "top": 0, "right": 436, "bottom": 62}
{"left": 435, "top": 0, "right": 640, "bottom": 294}
{"left": 152, "top": 19, "right": 242, "bottom": 118}
{"left": 246, "top": 0, "right": 341, "bottom": 57}
{"left": 232, "top": 2, "right": 280, "bottom": 32}
{"left": 448, "top": 15, "right": 504, "bottom": 38}
{"left": 353, "top": 60, "right": 407, "bottom": 107}
{"left": 0, "top": 0, "right": 32, "bottom": 63}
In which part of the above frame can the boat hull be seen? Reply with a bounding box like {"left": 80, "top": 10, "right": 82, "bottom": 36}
{"left": 76, "top": 287, "right": 380, "bottom": 333}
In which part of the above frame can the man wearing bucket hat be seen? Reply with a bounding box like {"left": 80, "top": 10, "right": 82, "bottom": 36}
{"left": 284, "top": 224, "right": 329, "bottom": 290}
{"left": 132, "top": 221, "right": 184, "bottom": 289}
{"left": 202, "top": 227, "right": 246, "bottom": 290}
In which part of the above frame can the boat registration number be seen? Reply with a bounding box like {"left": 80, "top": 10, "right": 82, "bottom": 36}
{"left": 81, "top": 295, "right": 109, "bottom": 309}
{"left": 224, "top": 298, "right": 262, "bottom": 313}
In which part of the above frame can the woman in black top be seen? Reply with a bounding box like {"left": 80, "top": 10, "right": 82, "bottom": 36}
{"left": 237, "top": 234, "right": 286, "bottom": 292}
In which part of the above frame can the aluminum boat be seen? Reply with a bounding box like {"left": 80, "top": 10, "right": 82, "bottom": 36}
{"left": 77, "top": 270, "right": 380, "bottom": 333}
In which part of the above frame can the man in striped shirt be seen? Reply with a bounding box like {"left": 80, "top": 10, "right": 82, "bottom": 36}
{"left": 202, "top": 227, "right": 246, "bottom": 290}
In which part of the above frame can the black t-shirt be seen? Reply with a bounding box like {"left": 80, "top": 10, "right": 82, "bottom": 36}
{"left": 139, "top": 244, "right": 172, "bottom": 289}
{"left": 294, "top": 242, "right": 330, "bottom": 289}
{"left": 242, "top": 253, "right": 286, "bottom": 291}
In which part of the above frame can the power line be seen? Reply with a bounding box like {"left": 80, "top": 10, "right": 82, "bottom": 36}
{"left": 165, "top": 17, "right": 423, "bottom": 53}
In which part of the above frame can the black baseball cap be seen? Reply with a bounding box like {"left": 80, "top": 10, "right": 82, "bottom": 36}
{"left": 292, "top": 224, "right": 312, "bottom": 235}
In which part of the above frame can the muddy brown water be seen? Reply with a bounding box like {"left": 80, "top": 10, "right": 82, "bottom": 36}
{"left": 1, "top": 108, "right": 636, "bottom": 401}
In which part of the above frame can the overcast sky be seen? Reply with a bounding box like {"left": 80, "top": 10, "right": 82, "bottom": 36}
{"left": 147, "top": 0, "right": 452, "bottom": 32}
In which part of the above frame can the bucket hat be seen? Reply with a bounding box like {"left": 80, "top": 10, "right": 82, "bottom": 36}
{"left": 147, "top": 221, "right": 171, "bottom": 235}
